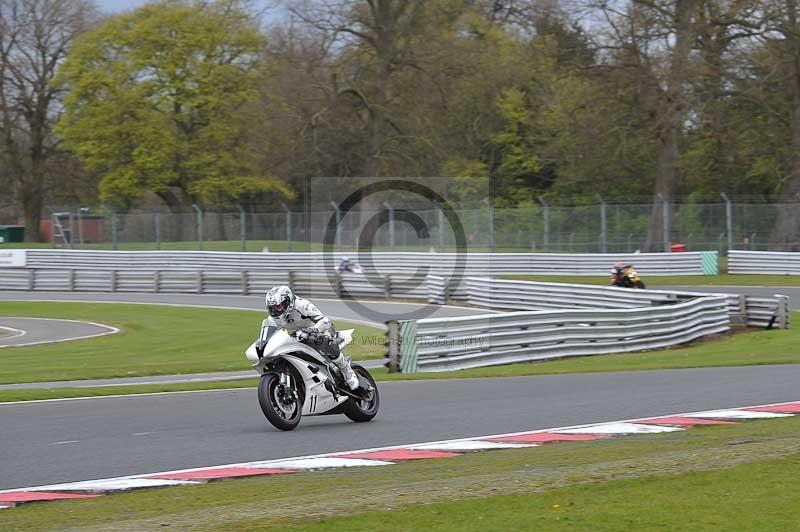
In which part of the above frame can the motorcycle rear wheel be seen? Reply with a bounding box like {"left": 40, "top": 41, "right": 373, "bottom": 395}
{"left": 342, "top": 365, "right": 380, "bottom": 422}
{"left": 258, "top": 372, "right": 303, "bottom": 431}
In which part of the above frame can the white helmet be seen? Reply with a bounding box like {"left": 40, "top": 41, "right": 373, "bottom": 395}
{"left": 265, "top": 285, "right": 295, "bottom": 319}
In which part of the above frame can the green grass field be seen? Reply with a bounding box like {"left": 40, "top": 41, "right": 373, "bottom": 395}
{"left": 2, "top": 414, "right": 799, "bottom": 530}
{"left": 0, "top": 311, "right": 796, "bottom": 402}
{"left": 0, "top": 302, "right": 384, "bottom": 384}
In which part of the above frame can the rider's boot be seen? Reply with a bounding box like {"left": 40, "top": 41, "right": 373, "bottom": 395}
{"left": 331, "top": 353, "right": 359, "bottom": 390}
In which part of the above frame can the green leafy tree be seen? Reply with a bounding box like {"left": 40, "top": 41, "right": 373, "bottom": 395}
{"left": 55, "top": 0, "right": 292, "bottom": 226}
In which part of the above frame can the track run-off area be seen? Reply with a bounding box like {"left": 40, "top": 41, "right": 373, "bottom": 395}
{"left": 1, "top": 290, "right": 799, "bottom": 497}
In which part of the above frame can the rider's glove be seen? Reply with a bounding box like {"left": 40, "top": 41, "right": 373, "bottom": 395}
{"left": 255, "top": 340, "right": 267, "bottom": 356}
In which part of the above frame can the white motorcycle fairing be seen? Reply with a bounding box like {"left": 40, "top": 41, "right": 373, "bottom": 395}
{"left": 245, "top": 320, "right": 356, "bottom": 416}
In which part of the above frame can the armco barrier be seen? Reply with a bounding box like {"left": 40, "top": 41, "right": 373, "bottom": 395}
{"left": 728, "top": 250, "right": 800, "bottom": 275}
{"left": 14, "top": 249, "right": 718, "bottom": 276}
{"left": 466, "top": 277, "right": 789, "bottom": 331}
{"left": 0, "top": 269, "right": 433, "bottom": 301}
{"left": 390, "top": 296, "right": 731, "bottom": 372}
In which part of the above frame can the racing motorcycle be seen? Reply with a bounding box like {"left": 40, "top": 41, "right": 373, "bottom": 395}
{"left": 610, "top": 263, "right": 646, "bottom": 289}
{"left": 245, "top": 318, "right": 379, "bottom": 431}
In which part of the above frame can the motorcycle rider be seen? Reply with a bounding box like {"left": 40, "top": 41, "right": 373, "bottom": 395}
{"left": 263, "top": 285, "right": 359, "bottom": 390}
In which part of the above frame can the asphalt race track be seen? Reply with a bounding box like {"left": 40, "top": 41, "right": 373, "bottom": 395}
{"left": 0, "top": 291, "right": 494, "bottom": 327}
{"left": 1, "top": 290, "right": 798, "bottom": 492}
{"left": 3, "top": 364, "right": 800, "bottom": 490}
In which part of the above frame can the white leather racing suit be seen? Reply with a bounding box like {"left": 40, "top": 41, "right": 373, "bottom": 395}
{"left": 273, "top": 297, "right": 335, "bottom": 338}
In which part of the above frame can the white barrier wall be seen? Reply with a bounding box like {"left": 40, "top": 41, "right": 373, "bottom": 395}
{"left": 728, "top": 250, "right": 800, "bottom": 275}
{"left": 16, "top": 249, "right": 718, "bottom": 276}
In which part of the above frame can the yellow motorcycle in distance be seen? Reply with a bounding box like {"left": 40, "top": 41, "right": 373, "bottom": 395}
{"left": 610, "top": 262, "right": 646, "bottom": 289}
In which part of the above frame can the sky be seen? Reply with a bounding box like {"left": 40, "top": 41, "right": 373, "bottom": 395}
{"left": 97, "top": 0, "right": 150, "bottom": 12}
{"left": 96, "top": 0, "right": 283, "bottom": 14}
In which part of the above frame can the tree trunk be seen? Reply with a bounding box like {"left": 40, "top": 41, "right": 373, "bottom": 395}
{"left": 157, "top": 188, "right": 190, "bottom": 242}
{"left": 21, "top": 180, "right": 43, "bottom": 242}
{"left": 643, "top": 0, "right": 697, "bottom": 251}
{"left": 770, "top": 0, "right": 800, "bottom": 250}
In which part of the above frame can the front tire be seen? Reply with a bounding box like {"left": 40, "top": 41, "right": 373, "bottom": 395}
{"left": 342, "top": 365, "right": 380, "bottom": 423}
{"left": 634, "top": 280, "right": 646, "bottom": 289}
{"left": 258, "top": 372, "right": 303, "bottom": 431}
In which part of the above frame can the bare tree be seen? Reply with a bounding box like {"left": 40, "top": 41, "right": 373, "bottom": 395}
{"left": 0, "top": 0, "right": 97, "bottom": 241}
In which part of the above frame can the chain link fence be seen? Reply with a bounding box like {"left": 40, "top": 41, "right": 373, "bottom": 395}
{"left": 34, "top": 200, "right": 800, "bottom": 254}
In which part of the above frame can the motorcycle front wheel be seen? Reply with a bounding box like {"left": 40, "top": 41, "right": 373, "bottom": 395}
{"left": 258, "top": 372, "right": 303, "bottom": 431}
{"left": 342, "top": 365, "right": 380, "bottom": 423}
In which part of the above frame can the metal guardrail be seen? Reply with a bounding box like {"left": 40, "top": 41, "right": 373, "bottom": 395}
{"left": 0, "top": 268, "right": 438, "bottom": 301}
{"left": 390, "top": 296, "right": 731, "bottom": 372}
{"left": 728, "top": 250, "right": 800, "bottom": 275}
{"left": 466, "top": 278, "right": 683, "bottom": 310}
{"left": 465, "top": 278, "right": 789, "bottom": 330}
{"left": 16, "top": 249, "right": 718, "bottom": 276}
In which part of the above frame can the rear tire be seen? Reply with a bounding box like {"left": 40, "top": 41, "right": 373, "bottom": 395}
{"left": 258, "top": 372, "right": 303, "bottom": 431}
{"left": 342, "top": 365, "right": 380, "bottom": 423}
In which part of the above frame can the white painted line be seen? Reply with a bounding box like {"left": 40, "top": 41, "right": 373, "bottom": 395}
{"left": 0, "top": 326, "right": 26, "bottom": 340}
{"left": 688, "top": 410, "right": 793, "bottom": 420}
{"left": 245, "top": 458, "right": 394, "bottom": 469}
{"left": 29, "top": 478, "right": 199, "bottom": 492}
{"left": 0, "top": 299, "right": 382, "bottom": 327}
{"left": 0, "top": 387, "right": 253, "bottom": 406}
{"left": 555, "top": 422, "right": 684, "bottom": 435}
{"left": 49, "top": 440, "right": 78, "bottom": 446}
{"left": 77, "top": 374, "right": 254, "bottom": 388}
{"left": 410, "top": 440, "right": 536, "bottom": 451}
{"left": 0, "top": 317, "right": 119, "bottom": 348}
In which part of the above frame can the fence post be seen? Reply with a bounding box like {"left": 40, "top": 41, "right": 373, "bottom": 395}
{"left": 720, "top": 192, "right": 733, "bottom": 254}
{"left": 283, "top": 203, "right": 292, "bottom": 252}
{"left": 68, "top": 213, "right": 75, "bottom": 249}
{"left": 77, "top": 209, "right": 84, "bottom": 248}
{"left": 237, "top": 204, "right": 247, "bottom": 252}
{"left": 657, "top": 193, "right": 670, "bottom": 252}
{"left": 538, "top": 197, "right": 549, "bottom": 251}
{"left": 598, "top": 195, "right": 607, "bottom": 253}
{"left": 287, "top": 270, "right": 295, "bottom": 292}
{"left": 110, "top": 270, "right": 117, "bottom": 292}
{"left": 196, "top": 271, "right": 204, "bottom": 293}
{"left": 438, "top": 207, "right": 445, "bottom": 251}
{"left": 334, "top": 271, "right": 343, "bottom": 298}
{"left": 384, "top": 273, "right": 392, "bottom": 298}
{"left": 28, "top": 269, "right": 35, "bottom": 290}
{"left": 192, "top": 204, "right": 203, "bottom": 250}
{"left": 483, "top": 198, "right": 494, "bottom": 252}
{"left": 111, "top": 210, "right": 119, "bottom": 251}
{"left": 241, "top": 271, "right": 249, "bottom": 295}
{"left": 385, "top": 319, "right": 400, "bottom": 373}
{"left": 777, "top": 295, "right": 789, "bottom": 329}
{"left": 383, "top": 202, "right": 395, "bottom": 251}
{"left": 155, "top": 208, "right": 161, "bottom": 250}
{"left": 68, "top": 269, "right": 75, "bottom": 291}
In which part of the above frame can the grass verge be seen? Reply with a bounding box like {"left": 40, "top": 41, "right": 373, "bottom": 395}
{"left": 1, "top": 312, "right": 796, "bottom": 402}
{"left": 2, "top": 414, "right": 799, "bottom": 530}
{"left": 0, "top": 302, "right": 383, "bottom": 385}
{"left": 503, "top": 273, "right": 800, "bottom": 286}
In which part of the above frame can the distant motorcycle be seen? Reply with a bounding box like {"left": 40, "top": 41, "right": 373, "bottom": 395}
{"left": 336, "top": 256, "right": 363, "bottom": 274}
{"left": 245, "top": 318, "right": 379, "bottom": 431}
{"left": 611, "top": 263, "right": 646, "bottom": 289}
